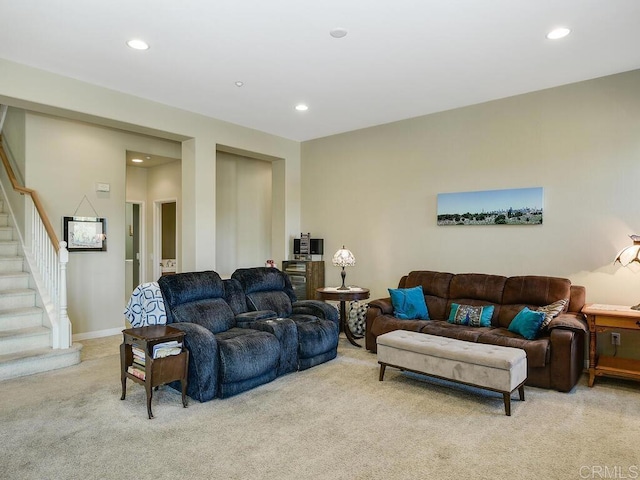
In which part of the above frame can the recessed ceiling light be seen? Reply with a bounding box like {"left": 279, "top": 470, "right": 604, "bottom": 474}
{"left": 127, "top": 39, "right": 149, "bottom": 50}
{"left": 132, "top": 158, "right": 144, "bottom": 163}
{"left": 330, "top": 27, "right": 348, "bottom": 39}
{"left": 235, "top": 81, "right": 244, "bottom": 87}
{"left": 295, "top": 104, "right": 309, "bottom": 112}
{"left": 546, "top": 27, "right": 571, "bottom": 40}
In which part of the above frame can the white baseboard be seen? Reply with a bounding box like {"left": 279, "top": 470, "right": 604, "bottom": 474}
{"left": 73, "top": 327, "right": 123, "bottom": 341}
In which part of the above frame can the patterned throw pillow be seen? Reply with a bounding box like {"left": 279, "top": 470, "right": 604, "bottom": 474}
{"left": 536, "top": 299, "right": 568, "bottom": 329}
{"left": 448, "top": 303, "right": 494, "bottom": 327}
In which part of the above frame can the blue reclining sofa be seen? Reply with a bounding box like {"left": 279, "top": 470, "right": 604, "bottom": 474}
{"left": 157, "top": 268, "right": 339, "bottom": 402}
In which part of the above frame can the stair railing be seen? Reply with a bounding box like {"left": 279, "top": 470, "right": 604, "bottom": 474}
{"left": 0, "top": 130, "right": 71, "bottom": 349}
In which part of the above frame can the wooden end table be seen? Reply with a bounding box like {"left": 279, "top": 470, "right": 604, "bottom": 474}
{"left": 582, "top": 303, "right": 640, "bottom": 387}
{"left": 316, "top": 287, "right": 370, "bottom": 347}
{"left": 120, "top": 325, "right": 189, "bottom": 419}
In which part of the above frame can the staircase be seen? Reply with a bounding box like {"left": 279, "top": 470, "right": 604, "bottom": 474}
{"left": 0, "top": 200, "right": 81, "bottom": 381}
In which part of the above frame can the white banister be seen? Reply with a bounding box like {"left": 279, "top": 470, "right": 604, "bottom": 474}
{"left": 0, "top": 126, "right": 72, "bottom": 350}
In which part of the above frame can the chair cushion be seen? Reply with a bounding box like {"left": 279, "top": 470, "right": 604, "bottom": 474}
{"left": 172, "top": 298, "right": 235, "bottom": 334}
{"left": 215, "top": 328, "right": 280, "bottom": 383}
{"left": 159, "top": 271, "right": 224, "bottom": 307}
{"left": 291, "top": 315, "right": 339, "bottom": 359}
{"left": 246, "top": 291, "right": 293, "bottom": 318}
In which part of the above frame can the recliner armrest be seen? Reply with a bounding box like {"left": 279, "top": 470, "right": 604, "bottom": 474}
{"left": 293, "top": 300, "right": 339, "bottom": 323}
{"left": 546, "top": 313, "right": 588, "bottom": 333}
{"left": 166, "top": 322, "right": 220, "bottom": 402}
{"left": 235, "top": 310, "right": 278, "bottom": 327}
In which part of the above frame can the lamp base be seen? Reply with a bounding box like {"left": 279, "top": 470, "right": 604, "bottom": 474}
{"left": 337, "top": 267, "right": 349, "bottom": 290}
{"left": 631, "top": 303, "right": 640, "bottom": 311}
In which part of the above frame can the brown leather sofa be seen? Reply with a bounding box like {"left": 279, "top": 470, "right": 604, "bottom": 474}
{"left": 365, "top": 271, "right": 587, "bottom": 392}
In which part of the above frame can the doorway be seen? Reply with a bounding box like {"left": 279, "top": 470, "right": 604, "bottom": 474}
{"left": 125, "top": 202, "right": 143, "bottom": 301}
{"left": 154, "top": 199, "right": 178, "bottom": 279}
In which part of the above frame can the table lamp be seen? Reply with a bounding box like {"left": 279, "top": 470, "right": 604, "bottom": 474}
{"left": 332, "top": 246, "right": 355, "bottom": 290}
{"left": 614, "top": 234, "right": 640, "bottom": 309}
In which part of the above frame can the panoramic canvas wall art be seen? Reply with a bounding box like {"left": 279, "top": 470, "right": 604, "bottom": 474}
{"left": 437, "top": 187, "right": 543, "bottom": 226}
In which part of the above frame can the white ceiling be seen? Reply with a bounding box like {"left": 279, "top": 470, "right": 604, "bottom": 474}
{"left": 1, "top": 1, "right": 639, "bottom": 142}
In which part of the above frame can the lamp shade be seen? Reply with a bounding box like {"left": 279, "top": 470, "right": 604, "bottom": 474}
{"left": 332, "top": 246, "right": 355, "bottom": 267}
{"left": 614, "top": 235, "right": 640, "bottom": 267}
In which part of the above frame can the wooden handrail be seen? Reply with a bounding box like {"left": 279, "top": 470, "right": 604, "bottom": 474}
{"left": 0, "top": 135, "right": 60, "bottom": 250}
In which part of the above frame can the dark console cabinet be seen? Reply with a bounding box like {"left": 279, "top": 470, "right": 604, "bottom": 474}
{"left": 282, "top": 261, "right": 325, "bottom": 300}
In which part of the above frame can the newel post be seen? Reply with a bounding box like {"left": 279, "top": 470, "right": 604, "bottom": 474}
{"left": 58, "top": 241, "right": 71, "bottom": 349}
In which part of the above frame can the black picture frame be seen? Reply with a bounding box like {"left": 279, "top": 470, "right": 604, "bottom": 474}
{"left": 63, "top": 216, "right": 107, "bottom": 252}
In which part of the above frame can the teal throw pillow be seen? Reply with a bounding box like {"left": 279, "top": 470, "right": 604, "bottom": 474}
{"left": 448, "top": 303, "right": 494, "bottom": 327}
{"left": 388, "top": 286, "right": 429, "bottom": 320}
{"left": 508, "top": 307, "right": 546, "bottom": 340}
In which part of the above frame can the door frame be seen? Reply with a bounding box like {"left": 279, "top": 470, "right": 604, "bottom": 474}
{"left": 153, "top": 198, "right": 178, "bottom": 280}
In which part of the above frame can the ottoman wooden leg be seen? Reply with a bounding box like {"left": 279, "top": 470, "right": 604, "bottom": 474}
{"left": 518, "top": 384, "right": 525, "bottom": 401}
{"left": 503, "top": 393, "right": 511, "bottom": 416}
{"left": 379, "top": 363, "right": 386, "bottom": 381}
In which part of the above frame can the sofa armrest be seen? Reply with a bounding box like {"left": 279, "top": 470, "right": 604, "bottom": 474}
{"left": 235, "top": 310, "right": 278, "bottom": 327}
{"left": 293, "top": 300, "right": 339, "bottom": 324}
{"left": 369, "top": 298, "right": 394, "bottom": 315}
{"left": 365, "top": 298, "right": 394, "bottom": 351}
{"left": 167, "top": 322, "right": 220, "bottom": 402}
{"left": 547, "top": 313, "right": 588, "bottom": 333}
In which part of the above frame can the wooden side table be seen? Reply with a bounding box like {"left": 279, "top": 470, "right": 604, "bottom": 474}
{"left": 120, "top": 325, "right": 189, "bottom": 418}
{"left": 582, "top": 304, "right": 640, "bottom": 387}
{"left": 316, "top": 287, "right": 370, "bottom": 347}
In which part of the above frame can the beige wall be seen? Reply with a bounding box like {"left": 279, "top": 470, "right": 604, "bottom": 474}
{"left": 0, "top": 58, "right": 301, "bottom": 337}
{"left": 302, "top": 70, "right": 640, "bottom": 309}
{"left": 25, "top": 113, "right": 181, "bottom": 335}
{"left": 216, "top": 152, "right": 272, "bottom": 277}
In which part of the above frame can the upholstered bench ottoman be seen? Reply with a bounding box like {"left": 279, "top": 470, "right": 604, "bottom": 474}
{"left": 377, "top": 330, "right": 527, "bottom": 415}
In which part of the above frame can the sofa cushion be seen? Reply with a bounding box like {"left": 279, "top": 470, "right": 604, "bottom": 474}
{"left": 508, "top": 307, "right": 546, "bottom": 340}
{"left": 403, "top": 271, "right": 454, "bottom": 320}
{"left": 477, "top": 329, "right": 550, "bottom": 368}
{"left": 371, "top": 314, "right": 430, "bottom": 338}
{"left": 498, "top": 276, "right": 571, "bottom": 328}
{"left": 420, "top": 320, "right": 492, "bottom": 342}
{"left": 388, "top": 286, "right": 429, "bottom": 320}
{"left": 449, "top": 273, "right": 507, "bottom": 304}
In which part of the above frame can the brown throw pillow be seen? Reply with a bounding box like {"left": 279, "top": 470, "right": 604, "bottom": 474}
{"left": 537, "top": 299, "right": 568, "bottom": 329}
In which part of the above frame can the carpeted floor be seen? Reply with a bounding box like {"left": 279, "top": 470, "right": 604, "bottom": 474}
{"left": 1, "top": 335, "right": 639, "bottom": 480}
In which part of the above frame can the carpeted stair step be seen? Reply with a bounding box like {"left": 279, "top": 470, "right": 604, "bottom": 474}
{"left": 0, "top": 212, "right": 8, "bottom": 227}
{"left": 0, "top": 343, "right": 83, "bottom": 381}
{"left": 0, "top": 240, "right": 19, "bottom": 256}
{"left": 0, "top": 306, "right": 44, "bottom": 331}
{"left": 0, "top": 271, "right": 30, "bottom": 290}
{"left": 0, "top": 325, "right": 51, "bottom": 355}
{"left": 0, "top": 227, "right": 14, "bottom": 241}
{"left": 0, "top": 288, "right": 36, "bottom": 310}
{"left": 0, "top": 255, "right": 23, "bottom": 273}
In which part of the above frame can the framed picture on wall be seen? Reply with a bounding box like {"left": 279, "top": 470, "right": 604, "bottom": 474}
{"left": 63, "top": 217, "right": 107, "bottom": 252}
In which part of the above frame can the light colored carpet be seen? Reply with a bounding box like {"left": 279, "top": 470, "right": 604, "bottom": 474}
{"left": 1, "top": 335, "right": 639, "bottom": 480}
